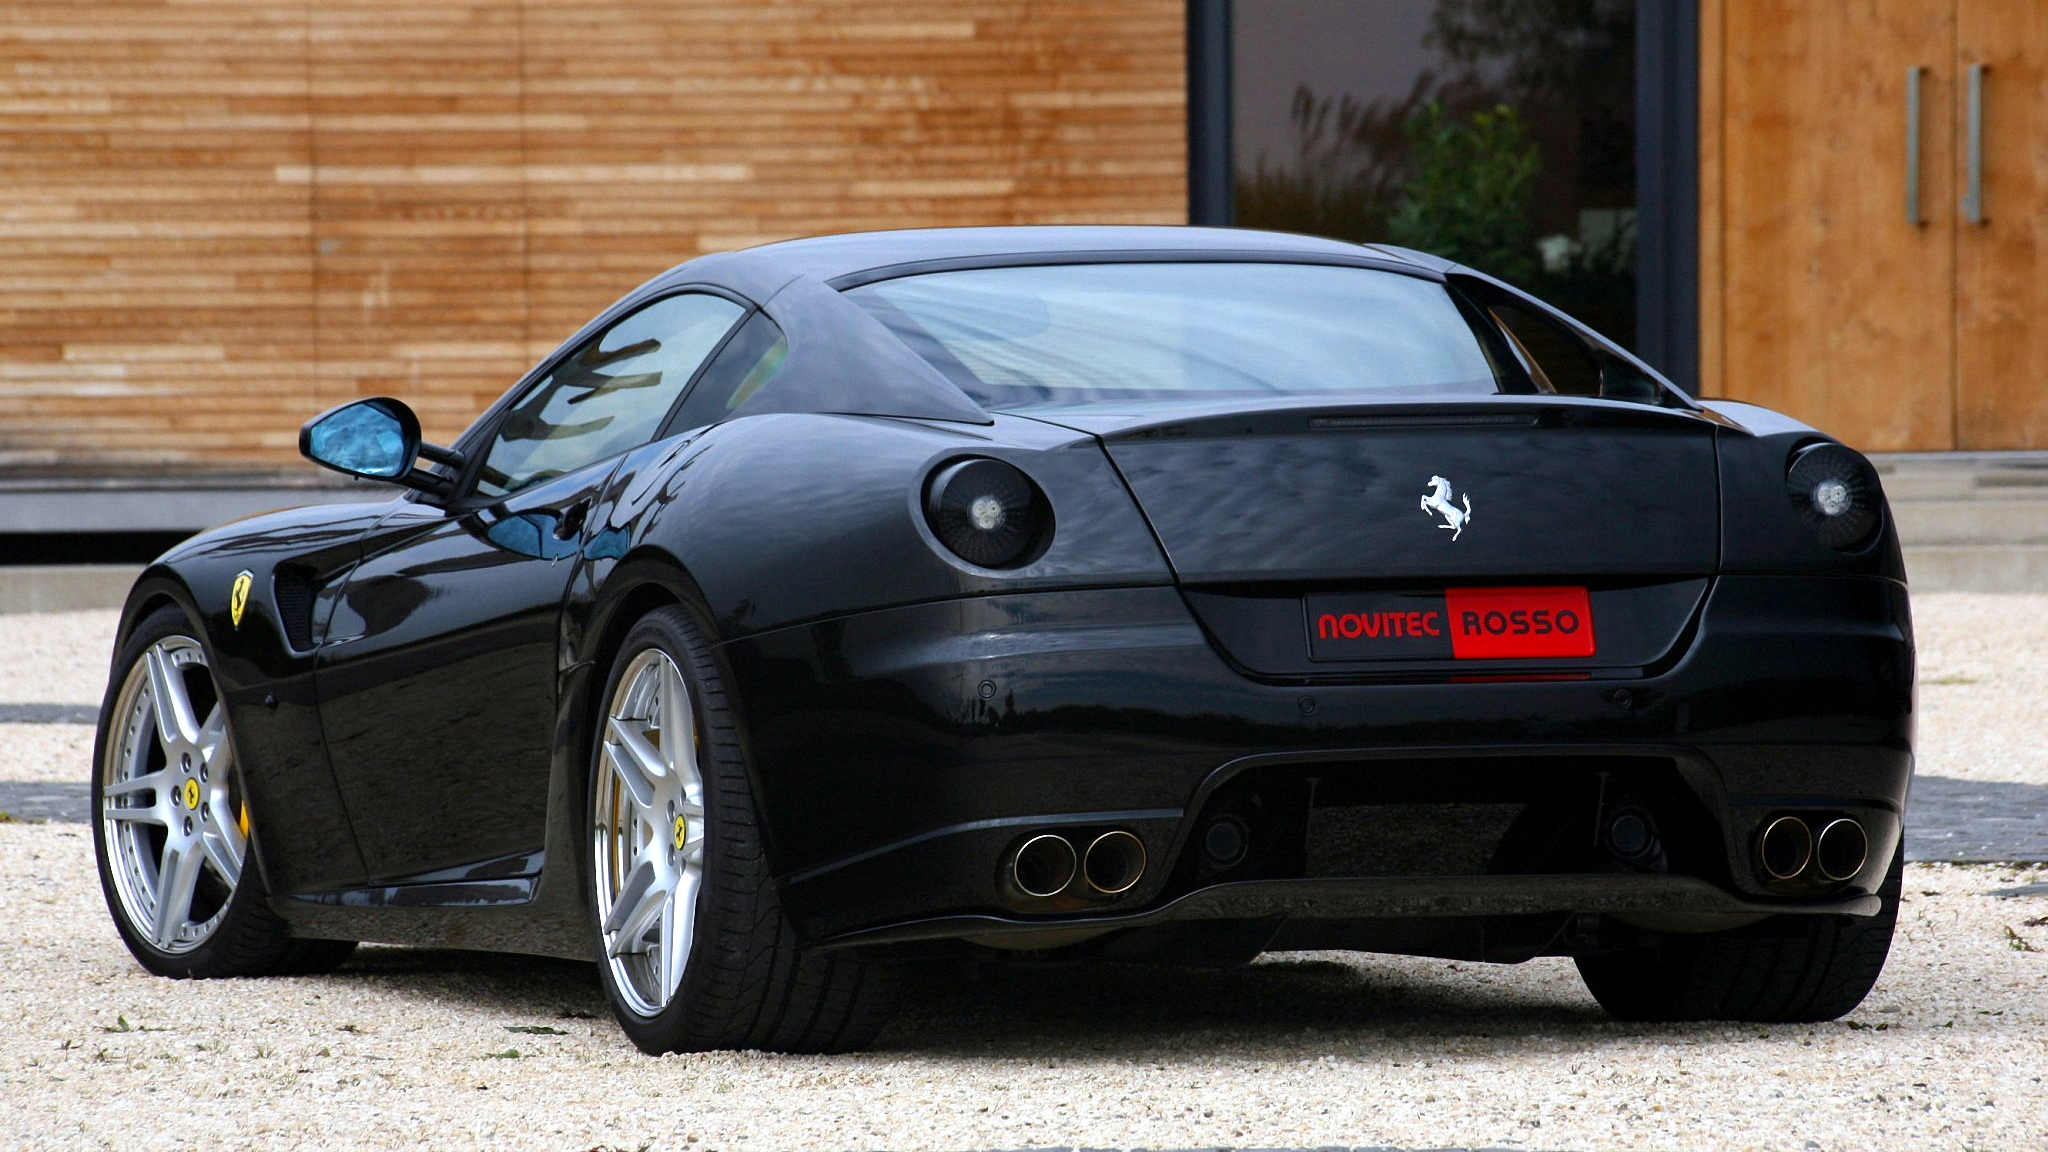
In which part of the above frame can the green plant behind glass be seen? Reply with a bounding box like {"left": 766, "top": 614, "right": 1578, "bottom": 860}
{"left": 1386, "top": 101, "right": 1539, "bottom": 284}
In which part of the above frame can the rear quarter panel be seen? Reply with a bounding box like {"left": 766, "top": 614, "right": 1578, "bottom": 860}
{"left": 583, "top": 411, "right": 1172, "bottom": 642}
{"left": 1703, "top": 400, "right": 1909, "bottom": 583}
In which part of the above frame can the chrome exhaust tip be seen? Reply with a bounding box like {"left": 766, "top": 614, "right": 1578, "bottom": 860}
{"left": 1758, "top": 815, "right": 1813, "bottom": 881}
{"left": 1814, "top": 818, "right": 1869, "bottom": 882}
{"left": 1082, "top": 830, "right": 1146, "bottom": 896}
{"left": 1010, "top": 833, "right": 1078, "bottom": 898}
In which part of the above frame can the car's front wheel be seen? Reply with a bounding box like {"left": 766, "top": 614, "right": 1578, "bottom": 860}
{"left": 1575, "top": 848, "right": 1902, "bottom": 1022}
{"left": 93, "top": 604, "right": 356, "bottom": 978}
{"left": 587, "top": 605, "right": 899, "bottom": 1053}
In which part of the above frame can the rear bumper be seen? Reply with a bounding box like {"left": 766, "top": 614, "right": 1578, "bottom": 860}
{"left": 819, "top": 874, "right": 1883, "bottom": 951}
{"left": 718, "top": 573, "right": 1913, "bottom": 948}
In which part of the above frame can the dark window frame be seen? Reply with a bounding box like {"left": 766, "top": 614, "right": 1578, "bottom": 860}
{"left": 657, "top": 308, "right": 790, "bottom": 438}
{"left": 1186, "top": 0, "right": 1699, "bottom": 393}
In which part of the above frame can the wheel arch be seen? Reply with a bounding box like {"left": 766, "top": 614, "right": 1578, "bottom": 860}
{"left": 95, "top": 572, "right": 306, "bottom": 939}
{"left": 575, "top": 546, "right": 725, "bottom": 712}
{"left": 114, "top": 567, "right": 205, "bottom": 657}
{"left": 555, "top": 544, "right": 791, "bottom": 895}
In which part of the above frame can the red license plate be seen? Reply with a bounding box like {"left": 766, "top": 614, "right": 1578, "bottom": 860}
{"left": 1444, "top": 586, "right": 1595, "bottom": 659}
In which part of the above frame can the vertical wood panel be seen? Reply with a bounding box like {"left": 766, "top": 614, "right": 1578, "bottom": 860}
{"left": 0, "top": 1, "right": 1187, "bottom": 468}
{"left": 1955, "top": 0, "right": 2048, "bottom": 449}
{"left": 1696, "top": 0, "right": 1724, "bottom": 397}
{"left": 1717, "top": 0, "right": 1956, "bottom": 452}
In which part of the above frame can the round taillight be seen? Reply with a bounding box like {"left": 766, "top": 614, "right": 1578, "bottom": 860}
{"left": 1786, "top": 443, "right": 1881, "bottom": 550}
{"left": 923, "top": 457, "right": 1050, "bottom": 568}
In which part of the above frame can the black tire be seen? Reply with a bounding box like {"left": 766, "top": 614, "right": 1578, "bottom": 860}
{"left": 587, "top": 605, "right": 900, "bottom": 1054}
{"left": 1575, "top": 847, "right": 1902, "bottom": 1023}
{"left": 93, "top": 604, "right": 357, "bottom": 979}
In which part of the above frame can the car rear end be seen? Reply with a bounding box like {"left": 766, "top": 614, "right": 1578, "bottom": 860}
{"left": 735, "top": 252, "right": 1911, "bottom": 977}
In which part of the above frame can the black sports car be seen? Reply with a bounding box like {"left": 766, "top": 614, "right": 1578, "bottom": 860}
{"left": 93, "top": 227, "right": 1912, "bottom": 1054}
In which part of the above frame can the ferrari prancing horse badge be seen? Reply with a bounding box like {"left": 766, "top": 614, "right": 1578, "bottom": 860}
{"left": 1420, "top": 475, "right": 1473, "bottom": 541}
{"left": 229, "top": 570, "right": 253, "bottom": 628}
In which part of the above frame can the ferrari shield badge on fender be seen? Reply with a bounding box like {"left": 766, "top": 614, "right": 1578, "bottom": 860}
{"left": 229, "top": 570, "right": 253, "bottom": 628}
{"left": 1420, "top": 474, "right": 1472, "bottom": 540}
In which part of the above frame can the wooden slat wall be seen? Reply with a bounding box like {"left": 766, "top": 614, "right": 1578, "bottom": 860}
{"left": 0, "top": 0, "right": 317, "bottom": 467}
{"left": 0, "top": 0, "right": 1186, "bottom": 469}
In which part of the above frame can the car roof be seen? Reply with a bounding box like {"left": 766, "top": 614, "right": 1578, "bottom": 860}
{"left": 648, "top": 225, "right": 1435, "bottom": 300}
{"left": 518, "top": 227, "right": 1461, "bottom": 433}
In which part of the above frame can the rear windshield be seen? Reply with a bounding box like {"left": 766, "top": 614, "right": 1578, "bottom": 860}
{"left": 847, "top": 262, "right": 1504, "bottom": 410}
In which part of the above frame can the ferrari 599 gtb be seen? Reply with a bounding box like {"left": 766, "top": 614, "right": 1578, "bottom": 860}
{"left": 93, "top": 227, "right": 1910, "bottom": 1053}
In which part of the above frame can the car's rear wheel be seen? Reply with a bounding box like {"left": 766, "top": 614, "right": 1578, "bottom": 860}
{"left": 1575, "top": 847, "right": 1902, "bottom": 1022}
{"left": 588, "top": 605, "right": 900, "bottom": 1054}
{"left": 94, "top": 604, "right": 356, "bottom": 978}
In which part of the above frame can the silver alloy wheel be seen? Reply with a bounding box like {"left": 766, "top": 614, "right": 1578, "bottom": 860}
{"left": 592, "top": 647, "right": 706, "bottom": 1018}
{"left": 100, "top": 636, "right": 247, "bottom": 954}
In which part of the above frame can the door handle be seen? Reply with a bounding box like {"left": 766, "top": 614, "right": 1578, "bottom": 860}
{"left": 1905, "top": 66, "right": 1924, "bottom": 225}
{"left": 1962, "top": 63, "right": 1987, "bottom": 224}
{"left": 552, "top": 499, "right": 590, "bottom": 541}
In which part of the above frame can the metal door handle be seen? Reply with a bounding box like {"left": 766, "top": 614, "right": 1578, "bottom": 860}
{"left": 1963, "top": 63, "right": 1987, "bottom": 224}
{"left": 552, "top": 499, "right": 590, "bottom": 541}
{"left": 1905, "top": 66, "right": 1925, "bottom": 224}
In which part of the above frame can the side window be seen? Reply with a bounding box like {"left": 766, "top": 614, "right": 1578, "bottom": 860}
{"left": 665, "top": 311, "right": 789, "bottom": 434}
{"left": 1489, "top": 303, "right": 1602, "bottom": 396}
{"left": 474, "top": 293, "right": 744, "bottom": 497}
{"left": 1483, "top": 297, "right": 1666, "bottom": 406}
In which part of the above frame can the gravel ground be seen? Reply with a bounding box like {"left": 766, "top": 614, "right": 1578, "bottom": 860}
{"left": 1, "top": 597, "right": 2043, "bottom": 1150}
{"left": 0, "top": 821, "right": 2040, "bottom": 1151}
{"left": 0, "top": 724, "right": 94, "bottom": 785}
{"left": 0, "top": 609, "right": 116, "bottom": 707}
{"left": 1914, "top": 594, "right": 2048, "bottom": 785}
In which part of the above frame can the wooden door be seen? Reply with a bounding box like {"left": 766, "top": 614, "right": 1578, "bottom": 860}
{"left": 1708, "top": 0, "right": 1958, "bottom": 451}
{"left": 1956, "top": 2, "right": 2048, "bottom": 448}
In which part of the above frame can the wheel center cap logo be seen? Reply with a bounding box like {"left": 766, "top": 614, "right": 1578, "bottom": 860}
{"left": 672, "top": 815, "right": 688, "bottom": 851}
{"left": 1420, "top": 475, "right": 1473, "bottom": 541}
{"left": 181, "top": 778, "right": 201, "bottom": 811}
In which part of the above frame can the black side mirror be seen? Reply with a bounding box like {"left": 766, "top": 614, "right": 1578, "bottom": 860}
{"left": 299, "top": 397, "right": 464, "bottom": 497}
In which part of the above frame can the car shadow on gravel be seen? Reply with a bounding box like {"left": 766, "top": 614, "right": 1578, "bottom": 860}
{"left": 876, "top": 956, "right": 1615, "bottom": 1057}
{"left": 337, "top": 946, "right": 611, "bottom": 1020}
{"left": 320, "top": 945, "right": 1719, "bottom": 1057}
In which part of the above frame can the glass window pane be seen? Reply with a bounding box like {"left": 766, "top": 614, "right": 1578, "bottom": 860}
{"left": 666, "top": 310, "right": 789, "bottom": 433}
{"left": 475, "top": 293, "right": 744, "bottom": 496}
{"left": 1230, "top": 0, "right": 1638, "bottom": 349}
{"left": 851, "top": 262, "right": 1502, "bottom": 410}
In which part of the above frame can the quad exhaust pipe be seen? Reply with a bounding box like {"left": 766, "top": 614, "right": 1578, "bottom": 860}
{"left": 1009, "top": 833, "right": 1078, "bottom": 899}
{"left": 1814, "top": 818, "right": 1869, "bottom": 882}
{"left": 1082, "top": 830, "right": 1147, "bottom": 896}
{"left": 1005, "top": 829, "right": 1147, "bottom": 901}
{"left": 1758, "top": 816, "right": 1813, "bottom": 880}
{"left": 1757, "top": 814, "right": 1868, "bottom": 883}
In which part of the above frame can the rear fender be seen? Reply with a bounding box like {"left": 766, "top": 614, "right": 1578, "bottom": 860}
{"left": 584, "top": 412, "right": 1171, "bottom": 643}
{"left": 1704, "top": 401, "right": 1908, "bottom": 583}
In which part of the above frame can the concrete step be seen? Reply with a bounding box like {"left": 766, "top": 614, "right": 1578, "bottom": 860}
{"left": 0, "top": 565, "right": 140, "bottom": 614}
{"left": 0, "top": 473, "right": 363, "bottom": 533}
{"left": 1902, "top": 545, "right": 2048, "bottom": 592}
{"left": 1882, "top": 473, "right": 2048, "bottom": 501}
{"left": 1890, "top": 499, "right": 2048, "bottom": 546}
{"left": 1880, "top": 471, "right": 1985, "bottom": 500}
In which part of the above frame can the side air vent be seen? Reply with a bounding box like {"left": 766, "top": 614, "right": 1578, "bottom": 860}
{"left": 272, "top": 567, "right": 317, "bottom": 651}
